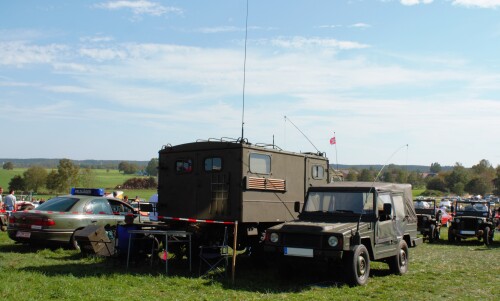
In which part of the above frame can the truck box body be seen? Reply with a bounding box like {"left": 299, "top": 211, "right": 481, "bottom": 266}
{"left": 157, "top": 140, "right": 329, "bottom": 225}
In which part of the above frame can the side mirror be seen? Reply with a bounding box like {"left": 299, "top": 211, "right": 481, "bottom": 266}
{"left": 383, "top": 203, "right": 392, "bottom": 216}
{"left": 294, "top": 201, "right": 301, "bottom": 213}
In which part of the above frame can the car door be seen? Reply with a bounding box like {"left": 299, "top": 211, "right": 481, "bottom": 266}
{"left": 85, "top": 198, "right": 115, "bottom": 227}
{"left": 375, "top": 193, "right": 397, "bottom": 255}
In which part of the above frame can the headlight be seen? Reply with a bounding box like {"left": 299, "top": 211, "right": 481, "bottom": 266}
{"left": 269, "top": 232, "right": 279, "bottom": 243}
{"left": 455, "top": 218, "right": 460, "bottom": 223}
{"left": 422, "top": 216, "right": 428, "bottom": 221}
{"left": 327, "top": 236, "right": 339, "bottom": 247}
{"left": 477, "top": 219, "right": 482, "bottom": 224}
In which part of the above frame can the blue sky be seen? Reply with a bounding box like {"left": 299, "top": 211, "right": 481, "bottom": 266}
{"left": 1, "top": 0, "right": 500, "bottom": 167}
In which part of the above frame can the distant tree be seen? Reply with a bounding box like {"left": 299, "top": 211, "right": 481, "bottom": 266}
{"left": 444, "top": 163, "right": 469, "bottom": 193}
{"left": 23, "top": 166, "right": 48, "bottom": 193}
{"left": 395, "top": 170, "right": 407, "bottom": 184}
{"left": 46, "top": 170, "right": 60, "bottom": 193}
{"left": 426, "top": 177, "right": 447, "bottom": 192}
{"left": 471, "top": 159, "right": 493, "bottom": 175}
{"left": 3, "top": 162, "right": 14, "bottom": 170}
{"left": 407, "top": 171, "right": 424, "bottom": 188}
{"left": 118, "top": 161, "right": 130, "bottom": 173}
{"left": 430, "top": 162, "right": 442, "bottom": 173}
{"left": 345, "top": 169, "right": 358, "bottom": 181}
{"left": 358, "top": 169, "right": 375, "bottom": 182}
{"left": 465, "top": 177, "right": 492, "bottom": 196}
{"left": 493, "top": 166, "right": 500, "bottom": 195}
{"left": 123, "top": 163, "right": 139, "bottom": 175}
{"left": 9, "top": 175, "right": 25, "bottom": 192}
{"left": 382, "top": 171, "right": 395, "bottom": 183}
{"left": 57, "top": 159, "right": 80, "bottom": 192}
{"left": 79, "top": 167, "right": 96, "bottom": 188}
{"left": 452, "top": 182, "right": 465, "bottom": 196}
{"left": 145, "top": 158, "right": 159, "bottom": 177}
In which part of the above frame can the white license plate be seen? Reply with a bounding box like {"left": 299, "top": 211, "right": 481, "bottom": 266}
{"left": 284, "top": 247, "right": 313, "bottom": 257}
{"left": 16, "top": 231, "right": 31, "bottom": 238}
{"left": 31, "top": 225, "right": 42, "bottom": 230}
{"left": 460, "top": 230, "right": 476, "bottom": 235}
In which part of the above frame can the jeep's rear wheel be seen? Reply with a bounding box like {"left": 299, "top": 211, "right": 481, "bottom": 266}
{"left": 344, "top": 244, "right": 370, "bottom": 286}
{"left": 434, "top": 226, "right": 441, "bottom": 241}
{"left": 429, "top": 224, "right": 436, "bottom": 243}
{"left": 483, "top": 227, "right": 491, "bottom": 246}
{"left": 388, "top": 240, "right": 408, "bottom": 275}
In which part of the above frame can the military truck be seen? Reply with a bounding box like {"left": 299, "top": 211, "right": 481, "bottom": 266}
{"left": 414, "top": 198, "right": 442, "bottom": 243}
{"left": 448, "top": 200, "right": 495, "bottom": 245}
{"left": 156, "top": 138, "right": 329, "bottom": 251}
{"left": 263, "top": 182, "right": 421, "bottom": 286}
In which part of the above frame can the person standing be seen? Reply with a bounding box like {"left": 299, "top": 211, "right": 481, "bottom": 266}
{"left": 4, "top": 189, "right": 16, "bottom": 211}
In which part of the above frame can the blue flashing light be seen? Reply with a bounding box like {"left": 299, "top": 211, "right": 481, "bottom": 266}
{"left": 70, "top": 188, "right": 105, "bottom": 196}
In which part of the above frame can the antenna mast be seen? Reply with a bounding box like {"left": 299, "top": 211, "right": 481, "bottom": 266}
{"left": 241, "top": 0, "right": 249, "bottom": 141}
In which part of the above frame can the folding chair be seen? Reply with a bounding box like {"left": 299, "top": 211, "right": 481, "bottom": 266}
{"left": 198, "top": 227, "right": 229, "bottom": 277}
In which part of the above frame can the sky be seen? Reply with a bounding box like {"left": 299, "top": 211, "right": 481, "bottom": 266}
{"left": 1, "top": 0, "right": 500, "bottom": 167}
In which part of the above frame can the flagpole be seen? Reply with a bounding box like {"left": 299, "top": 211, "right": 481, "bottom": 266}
{"left": 334, "top": 131, "right": 338, "bottom": 171}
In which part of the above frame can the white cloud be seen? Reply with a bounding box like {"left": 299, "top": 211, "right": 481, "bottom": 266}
{"left": 80, "top": 36, "right": 114, "bottom": 43}
{"left": 94, "top": 0, "right": 183, "bottom": 17}
{"left": 0, "top": 42, "right": 67, "bottom": 66}
{"left": 350, "top": 23, "right": 371, "bottom": 29}
{"left": 451, "top": 0, "right": 500, "bottom": 8}
{"left": 196, "top": 26, "right": 243, "bottom": 34}
{"left": 263, "top": 36, "right": 370, "bottom": 50}
{"left": 400, "top": 0, "right": 433, "bottom": 5}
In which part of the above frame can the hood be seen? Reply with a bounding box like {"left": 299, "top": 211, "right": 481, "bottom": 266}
{"left": 275, "top": 220, "right": 363, "bottom": 235}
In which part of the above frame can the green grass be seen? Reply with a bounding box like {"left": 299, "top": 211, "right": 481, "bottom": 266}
{"left": 0, "top": 229, "right": 498, "bottom": 300}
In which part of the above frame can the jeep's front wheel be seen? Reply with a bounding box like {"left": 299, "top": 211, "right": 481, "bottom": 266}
{"left": 388, "top": 240, "right": 408, "bottom": 275}
{"left": 344, "top": 244, "right": 370, "bottom": 286}
{"left": 448, "top": 227, "right": 455, "bottom": 243}
{"left": 483, "top": 227, "right": 491, "bottom": 246}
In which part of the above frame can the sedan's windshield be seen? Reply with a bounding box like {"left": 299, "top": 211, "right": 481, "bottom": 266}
{"left": 36, "top": 197, "right": 80, "bottom": 212}
{"left": 304, "top": 191, "right": 374, "bottom": 214}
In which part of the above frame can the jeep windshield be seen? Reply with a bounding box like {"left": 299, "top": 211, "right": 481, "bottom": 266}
{"left": 454, "top": 201, "right": 490, "bottom": 217}
{"left": 304, "top": 191, "right": 374, "bottom": 215}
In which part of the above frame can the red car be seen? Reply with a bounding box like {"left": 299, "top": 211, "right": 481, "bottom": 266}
{"left": 438, "top": 208, "right": 452, "bottom": 227}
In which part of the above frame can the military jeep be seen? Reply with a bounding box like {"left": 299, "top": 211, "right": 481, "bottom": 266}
{"left": 448, "top": 200, "right": 495, "bottom": 245}
{"left": 263, "top": 182, "right": 421, "bottom": 286}
{"left": 414, "top": 198, "right": 442, "bottom": 243}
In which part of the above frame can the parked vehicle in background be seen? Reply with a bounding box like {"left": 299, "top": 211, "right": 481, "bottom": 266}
{"left": 415, "top": 198, "right": 441, "bottom": 242}
{"left": 264, "top": 182, "right": 421, "bottom": 286}
{"left": 7, "top": 188, "right": 137, "bottom": 249}
{"left": 448, "top": 200, "right": 495, "bottom": 245}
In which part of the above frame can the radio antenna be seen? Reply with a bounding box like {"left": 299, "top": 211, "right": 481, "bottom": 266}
{"left": 241, "top": 0, "right": 249, "bottom": 141}
{"left": 284, "top": 116, "right": 320, "bottom": 153}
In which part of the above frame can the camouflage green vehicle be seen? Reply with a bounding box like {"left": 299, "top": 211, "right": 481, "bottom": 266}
{"left": 448, "top": 200, "right": 495, "bottom": 245}
{"left": 414, "top": 198, "right": 442, "bottom": 243}
{"left": 264, "top": 182, "right": 421, "bottom": 286}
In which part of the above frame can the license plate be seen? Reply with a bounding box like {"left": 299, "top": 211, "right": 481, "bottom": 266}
{"left": 284, "top": 247, "right": 313, "bottom": 257}
{"left": 460, "top": 230, "right": 475, "bottom": 235}
{"left": 16, "top": 231, "right": 31, "bottom": 238}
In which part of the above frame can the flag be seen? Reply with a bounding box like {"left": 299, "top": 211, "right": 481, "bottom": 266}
{"left": 329, "top": 136, "right": 336, "bottom": 145}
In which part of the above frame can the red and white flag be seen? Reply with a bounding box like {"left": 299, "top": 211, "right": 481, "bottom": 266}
{"left": 329, "top": 136, "right": 336, "bottom": 145}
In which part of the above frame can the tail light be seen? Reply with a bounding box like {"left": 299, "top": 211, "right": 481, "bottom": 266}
{"left": 9, "top": 216, "right": 16, "bottom": 223}
{"left": 32, "top": 218, "right": 56, "bottom": 227}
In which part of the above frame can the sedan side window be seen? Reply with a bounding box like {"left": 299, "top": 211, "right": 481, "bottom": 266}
{"left": 87, "top": 199, "right": 113, "bottom": 215}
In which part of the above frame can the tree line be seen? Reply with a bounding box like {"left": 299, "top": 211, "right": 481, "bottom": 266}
{"left": 4, "top": 158, "right": 159, "bottom": 194}
{"left": 342, "top": 159, "right": 500, "bottom": 197}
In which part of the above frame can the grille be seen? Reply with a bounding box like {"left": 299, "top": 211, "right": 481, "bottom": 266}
{"left": 282, "top": 233, "right": 323, "bottom": 248}
{"left": 458, "top": 218, "right": 478, "bottom": 231}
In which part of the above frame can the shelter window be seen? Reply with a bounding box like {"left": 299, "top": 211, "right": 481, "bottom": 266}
{"left": 312, "top": 165, "right": 324, "bottom": 179}
{"left": 204, "top": 157, "right": 222, "bottom": 172}
{"left": 176, "top": 159, "right": 193, "bottom": 173}
{"left": 249, "top": 153, "right": 271, "bottom": 174}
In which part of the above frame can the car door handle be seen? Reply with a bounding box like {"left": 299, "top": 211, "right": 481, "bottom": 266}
{"left": 91, "top": 220, "right": 97, "bottom": 223}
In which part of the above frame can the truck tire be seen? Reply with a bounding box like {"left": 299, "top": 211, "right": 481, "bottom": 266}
{"left": 344, "top": 244, "right": 370, "bottom": 286}
{"left": 388, "top": 240, "right": 408, "bottom": 275}
{"left": 429, "top": 224, "right": 435, "bottom": 243}
{"left": 483, "top": 227, "right": 491, "bottom": 246}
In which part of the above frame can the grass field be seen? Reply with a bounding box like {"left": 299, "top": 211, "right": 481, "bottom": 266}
{"left": 0, "top": 228, "right": 498, "bottom": 301}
